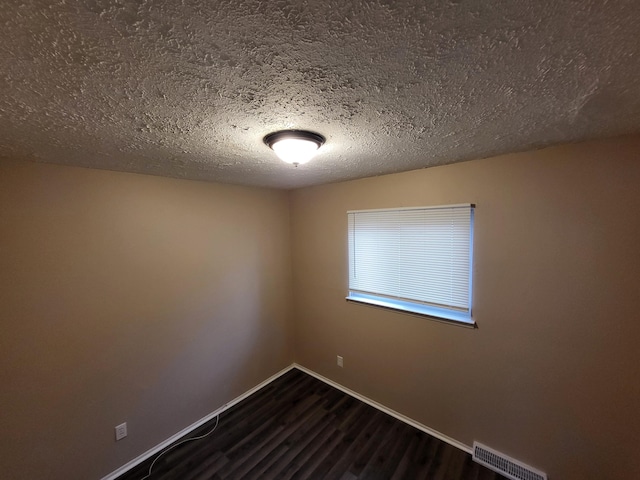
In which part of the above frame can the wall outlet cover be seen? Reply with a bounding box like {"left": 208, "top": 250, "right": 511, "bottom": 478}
{"left": 115, "top": 422, "right": 127, "bottom": 441}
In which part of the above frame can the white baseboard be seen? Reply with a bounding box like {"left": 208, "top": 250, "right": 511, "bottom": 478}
{"left": 293, "top": 363, "right": 472, "bottom": 454}
{"left": 103, "top": 362, "right": 472, "bottom": 480}
{"left": 100, "top": 364, "right": 295, "bottom": 480}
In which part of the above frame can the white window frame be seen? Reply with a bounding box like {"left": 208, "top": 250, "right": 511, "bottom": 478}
{"left": 346, "top": 204, "right": 475, "bottom": 326}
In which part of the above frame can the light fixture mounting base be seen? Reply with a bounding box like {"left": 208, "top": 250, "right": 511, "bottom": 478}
{"left": 263, "top": 130, "right": 325, "bottom": 148}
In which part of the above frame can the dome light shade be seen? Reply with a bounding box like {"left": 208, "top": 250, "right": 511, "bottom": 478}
{"left": 264, "top": 130, "right": 325, "bottom": 166}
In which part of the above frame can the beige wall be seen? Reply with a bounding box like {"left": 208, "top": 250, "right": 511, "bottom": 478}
{"left": 291, "top": 135, "right": 640, "bottom": 480}
{"left": 0, "top": 160, "right": 293, "bottom": 479}
{"left": 2, "top": 134, "right": 640, "bottom": 480}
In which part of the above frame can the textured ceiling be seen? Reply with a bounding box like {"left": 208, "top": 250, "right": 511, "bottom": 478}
{"left": 1, "top": 0, "right": 639, "bottom": 189}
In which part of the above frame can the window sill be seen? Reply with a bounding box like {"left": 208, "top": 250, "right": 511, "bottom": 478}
{"left": 346, "top": 292, "right": 476, "bottom": 328}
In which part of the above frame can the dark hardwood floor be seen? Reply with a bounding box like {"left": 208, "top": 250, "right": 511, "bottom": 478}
{"left": 117, "top": 368, "right": 506, "bottom": 480}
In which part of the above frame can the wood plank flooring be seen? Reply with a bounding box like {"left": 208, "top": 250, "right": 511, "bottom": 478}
{"left": 117, "top": 368, "right": 506, "bottom": 480}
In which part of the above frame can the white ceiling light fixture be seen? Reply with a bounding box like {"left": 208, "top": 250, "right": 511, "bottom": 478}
{"left": 264, "top": 130, "right": 325, "bottom": 166}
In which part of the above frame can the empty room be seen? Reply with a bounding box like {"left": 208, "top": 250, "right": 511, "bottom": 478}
{"left": 1, "top": 1, "right": 639, "bottom": 480}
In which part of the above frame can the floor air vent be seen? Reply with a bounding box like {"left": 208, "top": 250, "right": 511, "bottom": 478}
{"left": 472, "top": 442, "right": 547, "bottom": 480}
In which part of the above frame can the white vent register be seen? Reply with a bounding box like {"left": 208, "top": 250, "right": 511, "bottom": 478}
{"left": 472, "top": 442, "right": 547, "bottom": 480}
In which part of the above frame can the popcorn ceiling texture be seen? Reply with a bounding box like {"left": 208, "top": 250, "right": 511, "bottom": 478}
{"left": 1, "top": 0, "right": 639, "bottom": 189}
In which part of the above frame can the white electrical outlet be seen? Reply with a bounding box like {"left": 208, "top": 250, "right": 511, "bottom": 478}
{"left": 337, "top": 355, "right": 343, "bottom": 367}
{"left": 115, "top": 422, "right": 127, "bottom": 441}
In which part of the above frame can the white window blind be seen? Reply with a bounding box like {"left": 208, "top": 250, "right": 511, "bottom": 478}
{"left": 347, "top": 204, "right": 474, "bottom": 323}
